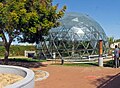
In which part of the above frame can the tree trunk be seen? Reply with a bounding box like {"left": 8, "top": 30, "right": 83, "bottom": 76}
{"left": 0, "top": 29, "right": 14, "bottom": 65}
{"left": 4, "top": 46, "right": 10, "bottom": 65}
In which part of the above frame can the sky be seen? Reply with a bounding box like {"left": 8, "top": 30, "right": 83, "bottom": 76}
{"left": 53, "top": 0, "right": 120, "bottom": 39}
{"left": 1, "top": 0, "right": 120, "bottom": 45}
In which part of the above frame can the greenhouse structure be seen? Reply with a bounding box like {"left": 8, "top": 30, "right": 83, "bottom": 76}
{"left": 37, "top": 12, "right": 108, "bottom": 61}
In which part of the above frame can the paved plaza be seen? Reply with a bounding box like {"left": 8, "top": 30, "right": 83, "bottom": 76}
{"left": 35, "top": 64, "right": 120, "bottom": 88}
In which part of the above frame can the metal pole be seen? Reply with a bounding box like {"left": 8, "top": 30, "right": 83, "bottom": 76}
{"left": 98, "top": 40, "right": 103, "bottom": 67}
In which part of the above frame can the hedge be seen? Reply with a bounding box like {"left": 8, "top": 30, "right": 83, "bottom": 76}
{"left": 0, "top": 45, "right": 36, "bottom": 56}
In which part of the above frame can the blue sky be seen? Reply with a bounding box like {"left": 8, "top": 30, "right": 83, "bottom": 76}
{"left": 53, "top": 0, "right": 120, "bottom": 39}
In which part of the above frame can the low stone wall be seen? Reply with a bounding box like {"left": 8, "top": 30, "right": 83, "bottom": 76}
{"left": 0, "top": 65, "right": 34, "bottom": 88}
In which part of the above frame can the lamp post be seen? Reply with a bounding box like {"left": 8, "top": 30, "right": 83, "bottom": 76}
{"left": 98, "top": 40, "right": 103, "bottom": 67}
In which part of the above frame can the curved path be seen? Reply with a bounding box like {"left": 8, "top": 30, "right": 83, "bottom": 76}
{"left": 35, "top": 65, "right": 120, "bottom": 88}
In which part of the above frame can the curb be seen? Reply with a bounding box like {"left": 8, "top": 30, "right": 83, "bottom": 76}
{"left": 35, "top": 70, "right": 49, "bottom": 81}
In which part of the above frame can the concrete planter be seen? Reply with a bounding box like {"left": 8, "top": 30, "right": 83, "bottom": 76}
{"left": 0, "top": 65, "right": 34, "bottom": 88}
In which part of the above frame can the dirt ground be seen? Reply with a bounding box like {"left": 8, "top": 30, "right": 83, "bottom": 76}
{"left": 0, "top": 74, "right": 23, "bottom": 88}
{"left": 35, "top": 65, "right": 120, "bottom": 88}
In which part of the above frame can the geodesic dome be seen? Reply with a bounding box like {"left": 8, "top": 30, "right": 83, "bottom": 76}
{"left": 38, "top": 13, "right": 108, "bottom": 61}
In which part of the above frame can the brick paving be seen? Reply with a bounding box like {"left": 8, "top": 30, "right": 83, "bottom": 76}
{"left": 35, "top": 65, "right": 120, "bottom": 88}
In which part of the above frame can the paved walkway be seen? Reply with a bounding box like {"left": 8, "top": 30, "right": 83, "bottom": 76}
{"left": 35, "top": 65, "right": 120, "bottom": 88}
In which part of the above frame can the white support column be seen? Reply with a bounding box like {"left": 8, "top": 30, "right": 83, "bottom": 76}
{"left": 98, "top": 57, "right": 103, "bottom": 67}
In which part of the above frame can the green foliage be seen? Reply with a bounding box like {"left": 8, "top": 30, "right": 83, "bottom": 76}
{"left": 104, "top": 60, "right": 114, "bottom": 67}
{"left": 20, "top": 0, "right": 66, "bottom": 43}
{"left": 0, "top": 46, "right": 5, "bottom": 56}
{"left": 114, "top": 39, "right": 120, "bottom": 42}
{"left": 0, "top": 0, "right": 66, "bottom": 63}
{"left": 0, "top": 0, "right": 66, "bottom": 42}
{"left": 107, "top": 37, "right": 114, "bottom": 48}
{"left": 9, "top": 58, "right": 46, "bottom": 62}
{"left": 0, "top": 45, "right": 36, "bottom": 56}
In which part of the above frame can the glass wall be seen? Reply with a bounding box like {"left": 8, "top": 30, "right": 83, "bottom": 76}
{"left": 37, "top": 13, "right": 108, "bottom": 61}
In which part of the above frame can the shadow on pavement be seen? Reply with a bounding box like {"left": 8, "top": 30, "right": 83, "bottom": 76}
{"left": 93, "top": 73, "right": 120, "bottom": 88}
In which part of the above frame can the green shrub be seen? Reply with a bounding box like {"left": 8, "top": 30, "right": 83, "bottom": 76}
{"left": 0, "top": 45, "right": 36, "bottom": 56}
{"left": 104, "top": 60, "right": 114, "bottom": 67}
{"left": 0, "top": 46, "right": 5, "bottom": 56}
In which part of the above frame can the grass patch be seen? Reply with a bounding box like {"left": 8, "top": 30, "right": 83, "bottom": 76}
{"left": 63, "top": 63, "right": 98, "bottom": 67}
{"left": 52, "top": 62, "right": 98, "bottom": 67}
{"left": 51, "top": 60, "right": 115, "bottom": 68}
{"left": 63, "top": 60, "right": 115, "bottom": 67}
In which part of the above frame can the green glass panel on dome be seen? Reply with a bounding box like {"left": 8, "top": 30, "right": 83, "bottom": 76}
{"left": 37, "top": 12, "right": 108, "bottom": 61}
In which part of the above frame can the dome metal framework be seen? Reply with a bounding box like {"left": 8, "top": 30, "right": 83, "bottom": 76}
{"left": 37, "top": 13, "right": 108, "bottom": 61}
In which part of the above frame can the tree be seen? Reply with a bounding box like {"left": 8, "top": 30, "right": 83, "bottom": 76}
{"left": 20, "top": 0, "right": 66, "bottom": 43}
{"left": 0, "top": 0, "right": 66, "bottom": 64}
{"left": 115, "top": 39, "right": 120, "bottom": 42}
{"left": 107, "top": 37, "right": 114, "bottom": 48}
